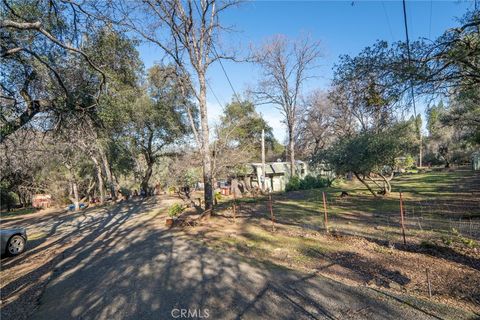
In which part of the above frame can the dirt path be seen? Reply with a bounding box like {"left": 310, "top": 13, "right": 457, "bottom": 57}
{"left": 0, "top": 196, "right": 177, "bottom": 320}
{"left": 32, "top": 223, "right": 464, "bottom": 320}
{"left": 1, "top": 196, "right": 475, "bottom": 319}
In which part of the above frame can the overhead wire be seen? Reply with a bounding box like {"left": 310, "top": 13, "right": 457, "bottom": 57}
{"left": 192, "top": 0, "right": 241, "bottom": 105}
{"left": 381, "top": 1, "right": 395, "bottom": 42}
{"left": 428, "top": 0, "right": 433, "bottom": 39}
{"left": 401, "top": 0, "right": 418, "bottom": 119}
{"left": 206, "top": 79, "right": 226, "bottom": 112}
{"left": 402, "top": 0, "right": 422, "bottom": 166}
{"left": 211, "top": 45, "right": 242, "bottom": 103}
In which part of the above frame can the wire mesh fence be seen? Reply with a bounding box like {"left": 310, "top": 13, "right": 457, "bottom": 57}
{"left": 227, "top": 192, "right": 480, "bottom": 245}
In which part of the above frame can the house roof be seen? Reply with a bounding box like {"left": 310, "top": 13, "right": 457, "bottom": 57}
{"left": 247, "top": 161, "right": 305, "bottom": 175}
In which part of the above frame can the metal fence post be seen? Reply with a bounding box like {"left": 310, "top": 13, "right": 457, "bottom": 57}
{"left": 269, "top": 192, "right": 275, "bottom": 232}
{"left": 426, "top": 268, "right": 432, "bottom": 298}
{"left": 400, "top": 192, "right": 407, "bottom": 245}
{"left": 322, "top": 192, "right": 329, "bottom": 234}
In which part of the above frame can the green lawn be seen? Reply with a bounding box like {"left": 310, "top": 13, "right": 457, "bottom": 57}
{"left": 196, "top": 169, "right": 480, "bottom": 313}
{"left": 260, "top": 168, "right": 480, "bottom": 244}
{"left": 0, "top": 207, "right": 38, "bottom": 219}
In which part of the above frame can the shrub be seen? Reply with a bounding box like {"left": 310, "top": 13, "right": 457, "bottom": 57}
{"left": 286, "top": 176, "right": 301, "bottom": 192}
{"left": 168, "top": 203, "right": 184, "bottom": 218}
{"left": 119, "top": 187, "right": 130, "bottom": 197}
{"left": 286, "top": 175, "right": 329, "bottom": 192}
{"left": 0, "top": 189, "right": 17, "bottom": 210}
{"left": 441, "top": 236, "right": 453, "bottom": 246}
{"left": 423, "top": 152, "right": 445, "bottom": 166}
{"left": 460, "top": 237, "right": 477, "bottom": 249}
{"left": 420, "top": 240, "right": 435, "bottom": 249}
{"left": 395, "top": 154, "right": 416, "bottom": 170}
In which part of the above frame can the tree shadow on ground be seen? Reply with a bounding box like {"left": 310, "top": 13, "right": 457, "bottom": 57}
{"left": 0, "top": 198, "right": 160, "bottom": 319}
{"left": 366, "top": 237, "right": 480, "bottom": 271}
{"left": 228, "top": 199, "right": 480, "bottom": 290}
{"left": 1, "top": 196, "right": 472, "bottom": 320}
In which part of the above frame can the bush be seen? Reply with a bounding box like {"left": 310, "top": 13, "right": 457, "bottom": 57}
{"left": 0, "top": 186, "right": 17, "bottom": 210}
{"left": 286, "top": 175, "right": 329, "bottom": 192}
{"left": 168, "top": 203, "right": 185, "bottom": 218}
{"left": 285, "top": 176, "right": 301, "bottom": 192}
{"left": 460, "top": 237, "right": 477, "bottom": 249}
{"left": 423, "top": 152, "right": 445, "bottom": 166}
{"left": 119, "top": 187, "right": 130, "bottom": 197}
{"left": 395, "top": 155, "right": 416, "bottom": 170}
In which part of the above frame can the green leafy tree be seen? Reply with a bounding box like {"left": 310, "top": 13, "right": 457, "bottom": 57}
{"left": 321, "top": 122, "right": 416, "bottom": 196}
{"left": 219, "top": 100, "right": 278, "bottom": 156}
{"left": 213, "top": 100, "right": 283, "bottom": 179}
{"left": 426, "top": 100, "right": 445, "bottom": 137}
{"left": 0, "top": 0, "right": 106, "bottom": 142}
{"left": 441, "top": 88, "right": 480, "bottom": 146}
{"left": 81, "top": 26, "right": 143, "bottom": 201}
{"left": 330, "top": 41, "right": 406, "bottom": 135}
{"left": 122, "top": 65, "right": 190, "bottom": 194}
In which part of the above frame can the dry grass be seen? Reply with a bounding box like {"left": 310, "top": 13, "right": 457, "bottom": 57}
{"left": 186, "top": 169, "right": 480, "bottom": 313}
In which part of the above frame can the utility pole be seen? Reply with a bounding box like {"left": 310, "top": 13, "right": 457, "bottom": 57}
{"left": 402, "top": 0, "right": 423, "bottom": 168}
{"left": 261, "top": 129, "right": 266, "bottom": 191}
{"left": 419, "top": 134, "right": 423, "bottom": 168}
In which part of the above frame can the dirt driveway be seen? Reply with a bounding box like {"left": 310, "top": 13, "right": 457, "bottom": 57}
{"left": 0, "top": 196, "right": 474, "bottom": 320}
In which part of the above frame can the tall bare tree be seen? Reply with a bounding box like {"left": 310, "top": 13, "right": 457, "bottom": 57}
{"left": 295, "top": 90, "right": 334, "bottom": 161}
{"left": 252, "top": 35, "right": 321, "bottom": 176}
{"left": 109, "top": 0, "right": 239, "bottom": 211}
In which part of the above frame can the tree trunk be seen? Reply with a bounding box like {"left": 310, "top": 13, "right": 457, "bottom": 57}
{"left": 199, "top": 76, "right": 213, "bottom": 213}
{"left": 378, "top": 172, "right": 393, "bottom": 195}
{"left": 288, "top": 125, "right": 295, "bottom": 177}
{"left": 353, "top": 172, "right": 378, "bottom": 197}
{"left": 69, "top": 180, "right": 80, "bottom": 211}
{"left": 15, "top": 192, "right": 23, "bottom": 208}
{"left": 91, "top": 156, "right": 105, "bottom": 204}
{"left": 141, "top": 161, "right": 153, "bottom": 195}
{"left": 73, "top": 182, "right": 80, "bottom": 211}
{"left": 101, "top": 149, "right": 116, "bottom": 200}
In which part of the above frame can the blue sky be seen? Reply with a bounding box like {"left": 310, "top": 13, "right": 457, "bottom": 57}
{"left": 138, "top": 0, "right": 474, "bottom": 141}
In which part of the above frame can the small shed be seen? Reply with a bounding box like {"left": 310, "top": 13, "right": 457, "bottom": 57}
{"left": 238, "top": 160, "right": 308, "bottom": 192}
{"left": 32, "top": 194, "right": 52, "bottom": 208}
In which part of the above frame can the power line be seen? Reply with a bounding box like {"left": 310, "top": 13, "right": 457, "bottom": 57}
{"left": 206, "top": 79, "right": 225, "bottom": 112}
{"left": 402, "top": 0, "right": 417, "bottom": 118}
{"left": 192, "top": 0, "right": 241, "bottom": 103}
{"left": 402, "top": 0, "right": 422, "bottom": 167}
{"left": 381, "top": 1, "right": 395, "bottom": 42}
{"left": 428, "top": 0, "right": 433, "bottom": 39}
{"left": 212, "top": 44, "right": 242, "bottom": 103}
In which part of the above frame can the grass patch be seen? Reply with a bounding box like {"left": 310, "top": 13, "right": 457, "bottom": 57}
{"left": 0, "top": 207, "right": 38, "bottom": 219}
{"left": 210, "top": 224, "right": 342, "bottom": 269}
{"left": 28, "top": 232, "right": 48, "bottom": 241}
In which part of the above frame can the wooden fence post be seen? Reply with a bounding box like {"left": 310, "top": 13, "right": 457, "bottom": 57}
{"left": 269, "top": 192, "right": 275, "bottom": 232}
{"left": 400, "top": 192, "right": 407, "bottom": 245}
{"left": 322, "top": 192, "right": 329, "bottom": 234}
{"left": 232, "top": 191, "right": 237, "bottom": 223}
{"left": 426, "top": 268, "right": 432, "bottom": 298}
